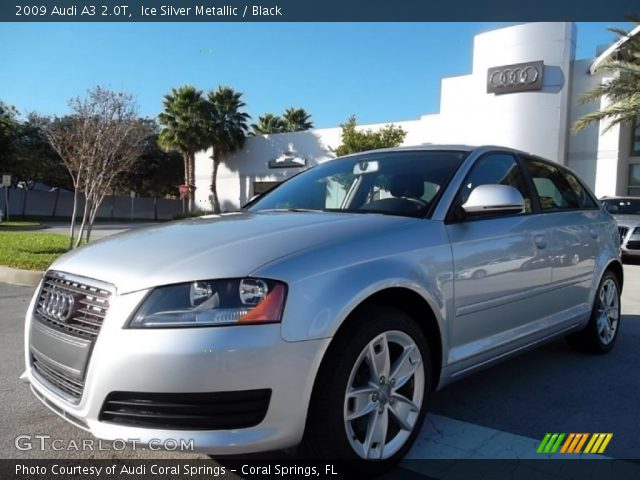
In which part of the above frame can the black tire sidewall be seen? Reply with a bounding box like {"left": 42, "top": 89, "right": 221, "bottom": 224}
{"left": 306, "top": 306, "right": 432, "bottom": 462}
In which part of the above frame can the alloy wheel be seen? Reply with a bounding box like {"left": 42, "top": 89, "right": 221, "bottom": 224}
{"left": 596, "top": 278, "right": 619, "bottom": 345}
{"left": 343, "top": 330, "right": 425, "bottom": 459}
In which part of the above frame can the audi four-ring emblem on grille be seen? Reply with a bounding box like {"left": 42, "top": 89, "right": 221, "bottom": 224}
{"left": 43, "top": 288, "right": 76, "bottom": 322}
{"left": 487, "top": 60, "right": 544, "bottom": 94}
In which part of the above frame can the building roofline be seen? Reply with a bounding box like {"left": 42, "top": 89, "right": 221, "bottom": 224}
{"left": 589, "top": 25, "right": 640, "bottom": 75}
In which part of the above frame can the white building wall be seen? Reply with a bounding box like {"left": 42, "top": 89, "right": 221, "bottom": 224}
{"left": 567, "top": 59, "right": 625, "bottom": 197}
{"left": 195, "top": 22, "right": 625, "bottom": 211}
{"left": 435, "top": 22, "right": 576, "bottom": 163}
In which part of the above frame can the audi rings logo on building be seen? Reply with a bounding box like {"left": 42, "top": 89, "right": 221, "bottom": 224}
{"left": 43, "top": 288, "right": 76, "bottom": 322}
{"left": 487, "top": 60, "right": 544, "bottom": 94}
{"left": 489, "top": 66, "right": 539, "bottom": 88}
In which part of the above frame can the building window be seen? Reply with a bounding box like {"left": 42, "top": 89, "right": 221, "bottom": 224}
{"left": 629, "top": 164, "right": 640, "bottom": 197}
{"left": 253, "top": 181, "right": 280, "bottom": 196}
{"left": 632, "top": 115, "right": 640, "bottom": 157}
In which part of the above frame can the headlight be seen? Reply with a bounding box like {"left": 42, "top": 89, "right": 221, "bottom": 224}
{"left": 128, "top": 278, "right": 287, "bottom": 328}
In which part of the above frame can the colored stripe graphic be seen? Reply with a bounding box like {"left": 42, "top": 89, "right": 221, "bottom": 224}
{"left": 574, "top": 433, "right": 589, "bottom": 453}
{"left": 539, "top": 433, "right": 612, "bottom": 454}
{"left": 584, "top": 433, "right": 613, "bottom": 454}
{"left": 560, "top": 433, "right": 575, "bottom": 453}
{"left": 597, "top": 433, "right": 613, "bottom": 453}
{"left": 537, "top": 433, "right": 565, "bottom": 453}
{"left": 549, "top": 433, "right": 565, "bottom": 453}
{"left": 537, "top": 433, "right": 552, "bottom": 453}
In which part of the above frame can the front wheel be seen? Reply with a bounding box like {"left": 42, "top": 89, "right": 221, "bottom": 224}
{"left": 302, "top": 306, "right": 431, "bottom": 465}
{"left": 566, "top": 270, "right": 621, "bottom": 354}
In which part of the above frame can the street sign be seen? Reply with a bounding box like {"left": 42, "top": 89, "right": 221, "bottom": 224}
{"left": 1, "top": 174, "right": 11, "bottom": 187}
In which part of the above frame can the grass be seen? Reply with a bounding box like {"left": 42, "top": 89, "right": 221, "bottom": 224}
{"left": 0, "top": 220, "right": 42, "bottom": 228}
{"left": 0, "top": 232, "right": 71, "bottom": 271}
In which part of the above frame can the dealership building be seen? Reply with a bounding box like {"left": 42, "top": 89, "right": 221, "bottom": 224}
{"left": 195, "top": 22, "right": 640, "bottom": 211}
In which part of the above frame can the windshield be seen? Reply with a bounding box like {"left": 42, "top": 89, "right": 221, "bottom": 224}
{"left": 247, "top": 150, "right": 467, "bottom": 218}
{"left": 602, "top": 198, "right": 640, "bottom": 215}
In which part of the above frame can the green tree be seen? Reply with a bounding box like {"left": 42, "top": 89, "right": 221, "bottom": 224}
{"left": 13, "top": 114, "right": 73, "bottom": 190}
{"left": 204, "top": 86, "right": 250, "bottom": 213}
{"left": 45, "top": 87, "right": 151, "bottom": 247}
{"left": 282, "top": 107, "right": 314, "bottom": 132}
{"left": 112, "top": 122, "right": 183, "bottom": 198}
{"left": 334, "top": 115, "right": 407, "bottom": 156}
{"left": 573, "top": 24, "right": 640, "bottom": 133}
{"left": 158, "top": 86, "right": 207, "bottom": 211}
{"left": 251, "top": 113, "right": 285, "bottom": 135}
{"left": 0, "top": 101, "right": 19, "bottom": 175}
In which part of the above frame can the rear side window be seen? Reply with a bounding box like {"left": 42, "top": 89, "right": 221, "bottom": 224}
{"left": 561, "top": 169, "right": 598, "bottom": 210}
{"left": 522, "top": 158, "right": 597, "bottom": 211}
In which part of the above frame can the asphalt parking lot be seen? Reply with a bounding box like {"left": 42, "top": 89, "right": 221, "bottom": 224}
{"left": 1, "top": 264, "right": 639, "bottom": 462}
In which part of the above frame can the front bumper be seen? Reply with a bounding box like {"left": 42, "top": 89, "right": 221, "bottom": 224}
{"left": 23, "top": 287, "right": 331, "bottom": 454}
{"left": 621, "top": 238, "right": 640, "bottom": 257}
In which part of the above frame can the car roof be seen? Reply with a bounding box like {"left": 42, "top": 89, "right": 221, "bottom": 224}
{"left": 337, "top": 144, "right": 541, "bottom": 158}
{"left": 600, "top": 196, "right": 640, "bottom": 201}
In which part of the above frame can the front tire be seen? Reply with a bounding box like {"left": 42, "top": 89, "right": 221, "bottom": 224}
{"left": 566, "top": 270, "right": 621, "bottom": 354}
{"left": 302, "top": 306, "right": 431, "bottom": 465}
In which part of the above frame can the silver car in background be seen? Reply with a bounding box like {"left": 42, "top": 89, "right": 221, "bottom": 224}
{"left": 601, "top": 197, "right": 640, "bottom": 259}
{"left": 22, "top": 145, "right": 623, "bottom": 465}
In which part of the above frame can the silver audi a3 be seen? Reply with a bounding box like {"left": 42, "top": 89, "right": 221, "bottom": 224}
{"left": 22, "top": 145, "right": 623, "bottom": 463}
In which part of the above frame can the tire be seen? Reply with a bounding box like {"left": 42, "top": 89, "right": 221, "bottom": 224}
{"left": 302, "top": 306, "right": 432, "bottom": 467}
{"left": 566, "top": 270, "right": 621, "bottom": 354}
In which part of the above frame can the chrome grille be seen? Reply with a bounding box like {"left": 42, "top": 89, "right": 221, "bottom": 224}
{"left": 618, "top": 227, "right": 629, "bottom": 244}
{"left": 32, "top": 352, "right": 84, "bottom": 400}
{"left": 35, "top": 273, "right": 111, "bottom": 339}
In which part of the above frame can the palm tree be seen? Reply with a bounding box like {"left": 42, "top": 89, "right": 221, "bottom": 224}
{"left": 204, "top": 86, "right": 250, "bottom": 213}
{"left": 573, "top": 25, "right": 640, "bottom": 133}
{"left": 250, "top": 113, "right": 286, "bottom": 135}
{"left": 158, "top": 86, "right": 207, "bottom": 211}
{"left": 283, "top": 107, "right": 314, "bottom": 132}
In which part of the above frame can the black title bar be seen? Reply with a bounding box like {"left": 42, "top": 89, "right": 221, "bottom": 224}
{"left": 3, "top": 0, "right": 640, "bottom": 22}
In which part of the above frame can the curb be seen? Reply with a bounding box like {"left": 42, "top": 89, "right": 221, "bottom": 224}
{"left": 0, "top": 265, "right": 44, "bottom": 287}
{"left": 0, "top": 226, "right": 45, "bottom": 231}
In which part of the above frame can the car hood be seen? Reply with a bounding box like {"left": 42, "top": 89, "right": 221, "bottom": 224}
{"left": 50, "top": 211, "right": 416, "bottom": 294}
{"left": 612, "top": 214, "right": 640, "bottom": 227}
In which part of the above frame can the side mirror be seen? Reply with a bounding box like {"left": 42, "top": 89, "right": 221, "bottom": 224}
{"left": 605, "top": 204, "right": 619, "bottom": 214}
{"left": 462, "top": 184, "right": 524, "bottom": 217}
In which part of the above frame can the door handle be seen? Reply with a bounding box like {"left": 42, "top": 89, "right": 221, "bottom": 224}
{"left": 534, "top": 235, "right": 547, "bottom": 249}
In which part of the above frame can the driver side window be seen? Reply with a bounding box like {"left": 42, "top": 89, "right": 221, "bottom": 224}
{"left": 456, "top": 153, "right": 532, "bottom": 213}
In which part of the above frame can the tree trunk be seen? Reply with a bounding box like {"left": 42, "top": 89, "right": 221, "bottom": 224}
{"left": 75, "top": 194, "right": 90, "bottom": 248}
{"left": 189, "top": 151, "right": 196, "bottom": 212}
{"left": 68, "top": 187, "right": 79, "bottom": 250}
{"left": 86, "top": 196, "right": 101, "bottom": 243}
{"left": 182, "top": 152, "right": 192, "bottom": 212}
{"left": 211, "top": 152, "right": 220, "bottom": 214}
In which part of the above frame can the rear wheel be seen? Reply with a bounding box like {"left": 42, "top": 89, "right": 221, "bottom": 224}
{"left": 302, "top": 306, "right": 431, "bottom": 466}
{"left": 566, "top": 270, "right": 621, "bottom": 354}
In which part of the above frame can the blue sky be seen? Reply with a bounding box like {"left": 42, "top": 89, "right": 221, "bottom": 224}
{"left": 0, "top": 22, "right": 633, "bottom": 128}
